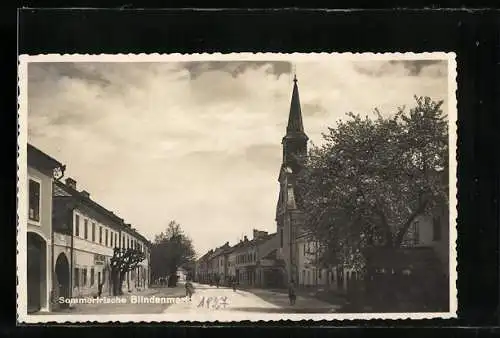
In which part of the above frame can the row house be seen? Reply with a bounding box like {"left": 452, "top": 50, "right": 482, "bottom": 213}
{"left": 195, "top": 229, "right": 284, "bottom": 288}
{"left": 230, "top": 236, "right": 258, "bottom": 286}
{"left": 52, "top": 177, "right": 152, "bottom": 303}
{"left": 295, "top": 233, "right": 347, "bottom": 291}
{"left": 195, "top": 250, "right": 212, "bottom": 283}
{"left": 24, "top": 144, "right": 152, "bottom": 314}
{"left": 121, "top": 223, "right": 151, "bottom": 292}
{"left": 199, "top": 243, "right": 232, "bottom": 285}
{"left": 26, "top": 144, "right": 65, "bottom": 313}
{"left": 209, "top": 242, "right": 231, "bottom": 285}
{"left": 228, "top": 230, "right": 282, "bottom": 288}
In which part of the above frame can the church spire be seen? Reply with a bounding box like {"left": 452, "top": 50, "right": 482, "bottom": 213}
{"left": 286, "top": 74, "right": 307, "bottom": 137}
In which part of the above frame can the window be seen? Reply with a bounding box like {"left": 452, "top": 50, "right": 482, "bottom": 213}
{"left": 28, "top": 179, "right": 41, "bottom": 222}
{"left": 302, "top": 270, "right": 305, "bottom": 283}
{"left": 74, "top": 268, "right": 80, "bottom": 287}
{"left": 90, "top": 268, "right": 95, "bottom": 286}
{"left": 115, "top": 234, "right": 118, "bottom": 248}
{"left": 105, "top": 229, "right": 109, "bottom": 246}
{"left": 122, "top": 236, "right": 125, "bottom": 248}
{"left": 319, "top": 269, "right": 322, "bottom": 279}
{"left": 91, "top": 223, "right": 96, "bottom": 242}
{"left": 110, "top": 232, "right": 114, "bottom": 247}
{"left": 82, "top": 268, "right": 87, "bottom": 286}
{"left": 99, "top": 227, "right": 102, "bottom": 244}
{"left": 303, "top": 243, "right": 306, "bottom": 254}
{"left": 75, "top": 215, "right": 80, "bottom": 237}
{"left": 280, "top": 229, "right": 283, "bottom": 248}
{"left": 84, "top": 219, "right": 88, "bottom": 240}
{"left": 98, "top": 271, "right": 101, "bottom": 285}
{"left": 433, "top": 216, "right": 442, "bottom": 241}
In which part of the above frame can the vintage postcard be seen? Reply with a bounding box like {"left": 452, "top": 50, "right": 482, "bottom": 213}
{"left": 17, "top": 52, "right": 457, "bottom": 323}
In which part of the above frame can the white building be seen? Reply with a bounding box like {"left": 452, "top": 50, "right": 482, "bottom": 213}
{"left": 26, "top": 144, "right": 65, "bottom": 313}
{"left": 52, "top": 176, "right": 151, "bottom": 306}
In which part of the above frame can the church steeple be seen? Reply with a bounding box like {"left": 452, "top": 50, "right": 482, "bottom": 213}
{"left": 286, "top": 74, "right": 307, "bottom": 137}
{"left": 281, "top": 74, "right": 308, "bottom": 170}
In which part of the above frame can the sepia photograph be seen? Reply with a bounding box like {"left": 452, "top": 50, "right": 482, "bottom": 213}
{"left": 17, "top": 52, "right": 457, "bottom": 323}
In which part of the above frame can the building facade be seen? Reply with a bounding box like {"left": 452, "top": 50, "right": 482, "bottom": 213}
{"left": 27, "top": 144, "right": 65, "bottom": 313}
{"left": 195, "top": 250, "right": 212, "bottom": 283}
{"left": 52, "top": 176, "right": 151, "bottom": 305}
{"left": 230, "top": 236, "right": 258, "bottom": 286}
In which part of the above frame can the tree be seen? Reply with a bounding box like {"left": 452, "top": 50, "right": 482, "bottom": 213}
{"left": 110, "top": 247, "right": 145, "bottom": 296}
{"left": 296, "top": 96, "right": 449, "bottom": 270}
{"left": 151, "top": 220, "right": 196, "bottom": 287}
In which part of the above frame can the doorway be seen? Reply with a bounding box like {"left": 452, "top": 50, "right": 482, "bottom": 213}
{"left": 27, "top": 232, "right": 46, "bottom": 313}
{"left": 55, "top": 253, "right": 70, "bottom": 308}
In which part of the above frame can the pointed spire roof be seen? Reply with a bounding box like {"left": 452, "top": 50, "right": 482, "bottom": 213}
{"left": 286, "top": 75, "right": 307, "bottom": 138}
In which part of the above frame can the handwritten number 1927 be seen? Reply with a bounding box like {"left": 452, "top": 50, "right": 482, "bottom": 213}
{"left": 197, "top": 296, "right": 229, "bottom": 309}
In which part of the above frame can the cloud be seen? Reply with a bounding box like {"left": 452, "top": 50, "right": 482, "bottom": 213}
{"left": 27, "top": 58, "right": 449, "bottom": 255}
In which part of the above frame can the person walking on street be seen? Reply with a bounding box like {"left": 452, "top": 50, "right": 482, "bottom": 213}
{"left": 288, "top": 280, "right": 297, "bottom": 306}
{"left": 185, "top": 279, "right": 194, "bottom": 301}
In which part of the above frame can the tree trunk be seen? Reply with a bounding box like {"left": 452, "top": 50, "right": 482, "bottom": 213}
{"left": 119, "top": 271, "right": 126, "bottom": 295}
{"left": 127, "top": 271, "right": 130, "bottom": 292}
{"left": 111, "top": 268, "right": 119, "bottom": 296}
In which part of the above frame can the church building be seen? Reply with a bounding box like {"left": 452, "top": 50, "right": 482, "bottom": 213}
{"left": 275, "top": 74, "right": 309, "bottom": 285}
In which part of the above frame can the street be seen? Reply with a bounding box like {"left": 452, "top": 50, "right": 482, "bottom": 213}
{"left": 45, "top": 283, "right": 341, "bottom": 315}
{"left": 164, "top": 283, "right": 341, "bottom": 314}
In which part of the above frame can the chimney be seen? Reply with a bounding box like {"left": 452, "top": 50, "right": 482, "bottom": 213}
{"left": 225, "top": 241, "right": 229, "bottom": 246}
{"left": 65, "top": 177, "right": 76, "bottom": 189}
{"left": 80, "top": 190, "right": 90, "bottom": 199}
{"left": 253, "top": 229, "right": 268, "bottom": 240}
{"left": 244, "top": 235, "right": 248, "bottom": 242}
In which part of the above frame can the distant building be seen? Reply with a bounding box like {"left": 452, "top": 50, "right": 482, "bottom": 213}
{"left": 402, "top": 204, "right": 449, "bottom": 274}
{"left": 26, "top": 144, "right": 65, "bottom": 313}
{"left": 176, "top": 267, "right": 188, "bottom": 282}
{"left": 195, "top": 250, "right": 212, "bottom": 283}
{"left": 224, "top": 230, "right": 283, "bottom": 288}
{"left": 229, "top": 235, "right": 257, "bottom": 286}
{"left": 52, "top": 177, "right": 151, "bottom": 302}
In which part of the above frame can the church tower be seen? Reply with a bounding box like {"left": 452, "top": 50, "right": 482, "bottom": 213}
{"left": 276, "top": 74, "right": 308, "bottom": 285}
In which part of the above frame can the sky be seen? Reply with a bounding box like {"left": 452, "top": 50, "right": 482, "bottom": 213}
{"left": 27, "top": 57, "right": 449, "bottom": 256}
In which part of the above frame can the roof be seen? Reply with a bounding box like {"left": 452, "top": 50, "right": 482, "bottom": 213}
{"left": 261, "top": 248, "right": 278, "bottom": 260}
{"left": 285, "top": 77, "right": 307, "bottom": 139}
{"left": 53, "top": 180, "right": 151, "bottom": 246}
{"left": 208, "top": 243, "right": 232, "bottom": 259}
{"left": 27, "top": 144, "right": 65, "bottom": 176}
{"left": 230, "top": 233, "right": 276, "bottom": 254}
{"left": 197, "top": 250, "right": 214, "bottom": 262}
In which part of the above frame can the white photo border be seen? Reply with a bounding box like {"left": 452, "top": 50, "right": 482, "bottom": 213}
{"left": 17, "top": 52, "right": 458, "bottom": 323}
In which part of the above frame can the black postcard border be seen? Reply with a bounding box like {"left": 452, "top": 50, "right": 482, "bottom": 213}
{"left": 4, "top": 7, "right": 500, "bottom": 334}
